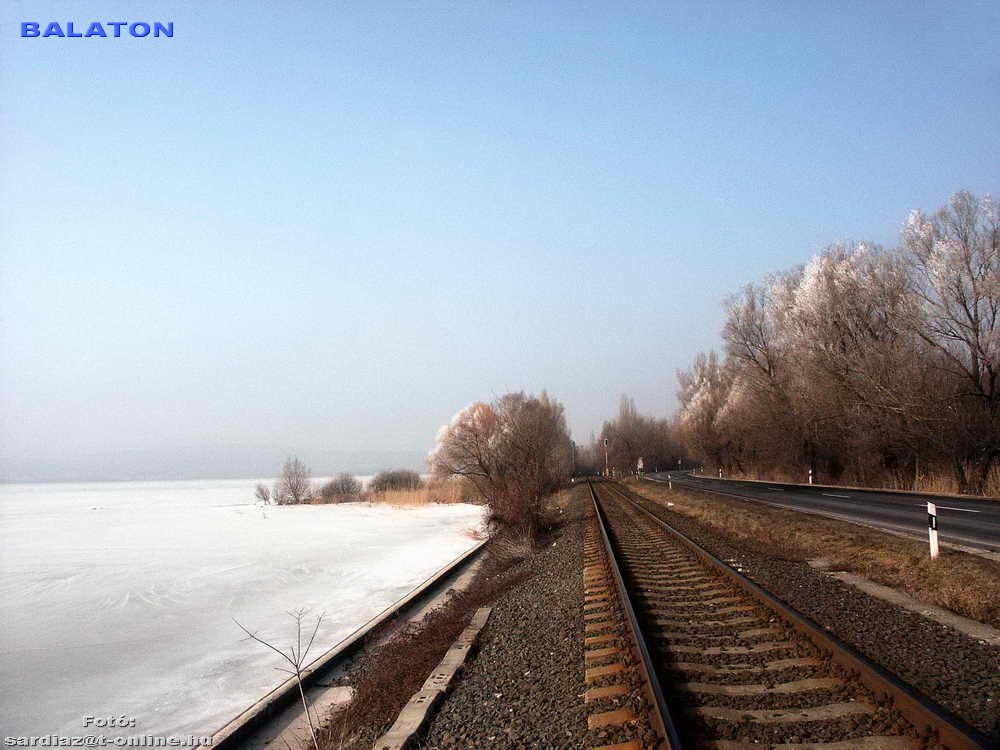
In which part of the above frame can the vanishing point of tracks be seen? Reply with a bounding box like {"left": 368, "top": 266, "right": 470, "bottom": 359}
{"left": 584, "top": 480, "right": 992, "bottom": 750}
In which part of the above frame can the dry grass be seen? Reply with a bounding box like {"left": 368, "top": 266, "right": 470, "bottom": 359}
{"left": 365, "top": 479, "right": 480, "bottom": 506}
{"left": 627, "top": 480, "right": 1000, "bottom": 628}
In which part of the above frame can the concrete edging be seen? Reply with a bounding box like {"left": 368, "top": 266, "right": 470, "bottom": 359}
{"left": 373, "top": 606, "right": 493, "bottom": 750}
{"left": 211, "top": 539, "right": 488, "bottom": 749}
{"left": 807, "top": 560, "right": 1000, "bottom": 647}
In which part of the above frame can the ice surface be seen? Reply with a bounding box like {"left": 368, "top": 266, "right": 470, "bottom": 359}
{"left": 0, "top": 478, "right": 484, "bottom": 738}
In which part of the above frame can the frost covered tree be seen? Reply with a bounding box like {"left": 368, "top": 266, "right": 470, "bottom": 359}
{"left": 674, "top": 190, "right": 998, "bottom": 494}
{"left": 785, "top": 243, "right": 932, "bottom": 478}
{"left": 676, "top": 352, "right": 734, "bottom": 471}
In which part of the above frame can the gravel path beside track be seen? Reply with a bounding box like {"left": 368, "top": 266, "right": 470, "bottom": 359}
{"left": 420, "top": 491, "right": 590, "bottom": 749}
{"left": 630, "top": 483, "right": 1000, "bottom": 741}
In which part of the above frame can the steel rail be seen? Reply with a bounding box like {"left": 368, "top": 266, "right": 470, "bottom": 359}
{"left": 211, "top": 538, "right": 488, "bottom": 749}
{"left": 588, "top": 481, "right": 682, "bottom": 750}
{"left": 601, "top": 480, "right": 992, "bottom": 750}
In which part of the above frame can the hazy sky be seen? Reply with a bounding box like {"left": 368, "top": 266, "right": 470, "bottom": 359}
{"left": 2, "top": 1, "right": 997, "bottom": 480}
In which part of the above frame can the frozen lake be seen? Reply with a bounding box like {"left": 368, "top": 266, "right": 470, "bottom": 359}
{"left": 0, "top": 478, "right": 483, "bottom": 738}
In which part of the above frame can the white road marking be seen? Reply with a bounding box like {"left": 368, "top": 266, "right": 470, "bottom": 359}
{"left": 914, "top": 503, "right": 980, "bottom": 513}
{"left": 822, "top": 492, "right": 851, "bottom": 499}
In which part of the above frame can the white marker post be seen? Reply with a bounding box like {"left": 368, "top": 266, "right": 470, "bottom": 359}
{"left": 718, "top": 468, "right": 723, "bottom": 479}
{"left": 808, "top": 469, "right": 813, "bottom": 484}
{"left": 927, "top": 502, "right": 939, "bottom": 560}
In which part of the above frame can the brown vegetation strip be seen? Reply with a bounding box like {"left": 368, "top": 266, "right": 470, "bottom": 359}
{"left": 373, "top": 607, "right": 492, "bottom": 750}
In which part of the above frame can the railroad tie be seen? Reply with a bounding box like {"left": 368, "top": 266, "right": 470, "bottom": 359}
{"left": 670, "top": 657, "right": 821, "bottom": 674}
{"left": 697, "top": 701, "right": 875, "bottom": 723}
{"left": 587, "top": 707, "right": 636, "bottom": 730}
{"left": 679, "top": 677, "right": 844, "bottom": 695}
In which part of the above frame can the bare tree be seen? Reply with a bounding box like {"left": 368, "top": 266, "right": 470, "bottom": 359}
{"left": 274, "top": 457, "right": 313, "bottom": 505}
{"left": 429, "top": 392, "right": 573, "bottom": 534}
{"left": 903, "top": 192, "right": 999, "bottom": 492}
{"left": 597, "top": 396, "right": 680, "bottom": 475}
{"left": 234, "top": 610, "right": 325, "bottom": 750}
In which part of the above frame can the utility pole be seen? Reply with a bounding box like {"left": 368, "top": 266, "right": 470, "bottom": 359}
{"left": 604, "top": 438, "right": 609, "bottom": 478}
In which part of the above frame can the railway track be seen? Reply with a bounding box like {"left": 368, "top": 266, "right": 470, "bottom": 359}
{"left": 585, "top": 480, "right": 991, "bottom": 750}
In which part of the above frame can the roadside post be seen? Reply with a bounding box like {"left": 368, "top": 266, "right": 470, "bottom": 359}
{"left": 808, "top": 469, "right": 813, "bottom": 484}
{"left": 637, "top": 456, "right": 644, "bottom": 478}
{"left": 927, "top": 502, "right": 939, "bottom": 559}
{"left": 604, "top": 438, "right": 609, "bottom": 478}
{"left": 718, "top": 468, "right": 723, "bottom": 479}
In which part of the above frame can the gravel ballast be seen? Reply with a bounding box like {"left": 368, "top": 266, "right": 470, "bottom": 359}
{"left": 629, "top": 482, "right": 1000, "bottom": 741}
{"left": 420, "top": 491, "right": 591, "bottom": 749}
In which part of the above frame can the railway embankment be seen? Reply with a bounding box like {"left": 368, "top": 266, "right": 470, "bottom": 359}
{"left": 624, "top": 480, "right": 1000, "bottom": 740}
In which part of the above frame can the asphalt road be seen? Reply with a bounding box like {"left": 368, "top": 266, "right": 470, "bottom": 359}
{"left": 647, "top": 471, "right": 1000, "bottom": 555}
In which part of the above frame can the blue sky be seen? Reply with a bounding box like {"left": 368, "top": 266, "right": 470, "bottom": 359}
{"left": 1, "top": 1, "right": 997, "bottom": 479}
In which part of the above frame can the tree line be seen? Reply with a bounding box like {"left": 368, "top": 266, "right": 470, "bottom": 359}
{"left": 255, "top": 461, "right": 424, "bottom": 505}
{"left": 676, "top": 191, "right": 998, "bottom": 494}
{"left": 258, "top": 392, "right": 576, "bottom": 534}
{"left": 574, "top": 395, "right": 684, "bottom": 477}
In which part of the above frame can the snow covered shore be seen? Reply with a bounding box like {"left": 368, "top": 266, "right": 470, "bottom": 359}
{"left": 0, "top": 478, "right": 484, "bottom": 737}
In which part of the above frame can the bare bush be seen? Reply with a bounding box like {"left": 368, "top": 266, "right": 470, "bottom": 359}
{"left": 369, "top": 469, "right": 423, "bottom": 493}
{"left": 254, "top": 483, "right": 271, "bottom": 505}
{"left": 318, "top": 473, "right": 362, "bottom": 503}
